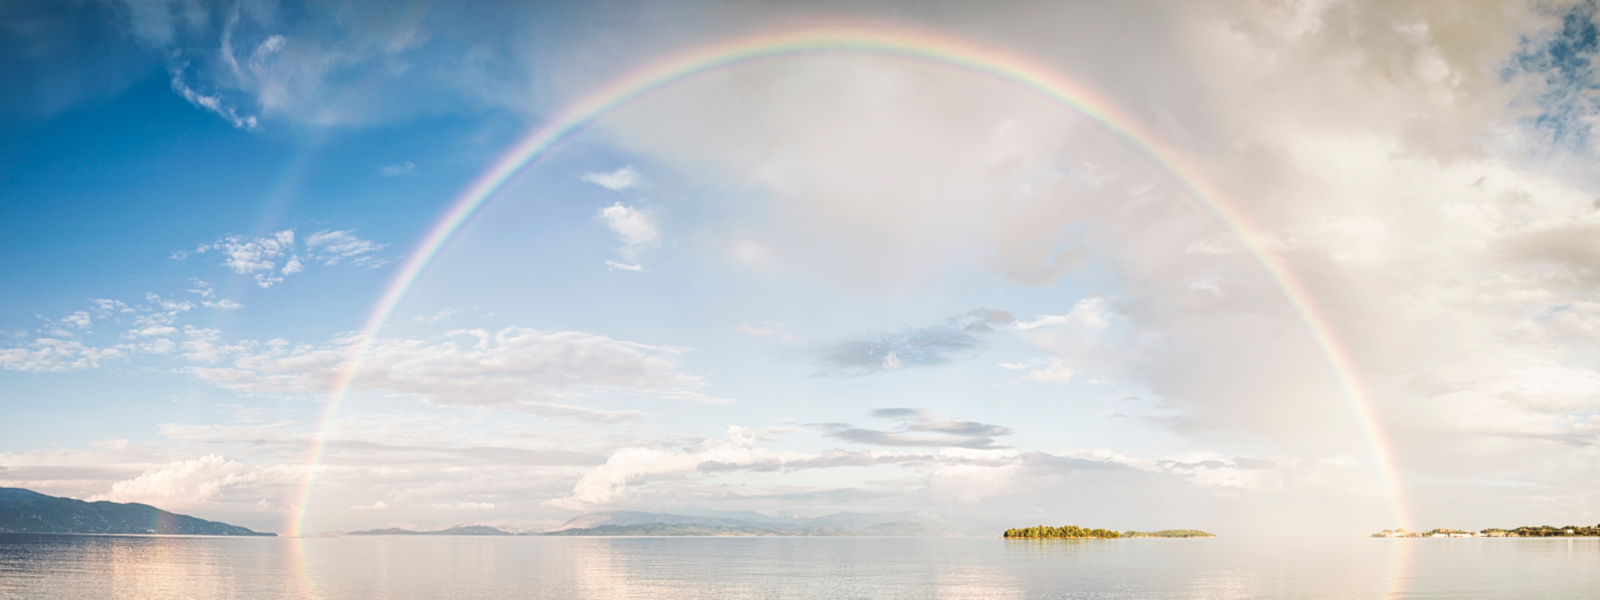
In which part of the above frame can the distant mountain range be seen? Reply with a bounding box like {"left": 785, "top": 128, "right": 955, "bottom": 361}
{"left": 0, "top": 487, "right": 273, "bottom": 536}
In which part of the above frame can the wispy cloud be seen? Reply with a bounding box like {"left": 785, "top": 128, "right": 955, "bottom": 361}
{"left": 411, "top": 308, "right": 461, "bottom": 324}
{"left": 605, "top": 260, "right": 644, "bottom": 272}
{"left": 814, "top": 409, "right": 1014, "bottom": 449}
{"left": 189, "top": 229, "right": 387, "bottom": 287}
{"left": 582, "top": 166, "right": 642, "bottom": 191}
{"left": 380, "top": 161, "right": 416, "bottom": 177}
{"left": 186, "top": 327, "right": 706, "bottom": 420}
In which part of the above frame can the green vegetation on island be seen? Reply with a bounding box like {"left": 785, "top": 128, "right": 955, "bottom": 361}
{"left": 1373, "top": 524, "right": 1600, "bottom": 538}
{"left": 1003, "top": 525, "right": 1123, "bottom": 539}
{"left": 1123, "top": 530, "right": 1216, "bottom": 538}
{"left": 1004, "top": 525, "right": 1216, "bottom": 539}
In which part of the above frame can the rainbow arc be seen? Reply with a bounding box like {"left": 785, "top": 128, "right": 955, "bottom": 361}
{"left": 285, "top": 24, "right": 1406, "bottom": 536}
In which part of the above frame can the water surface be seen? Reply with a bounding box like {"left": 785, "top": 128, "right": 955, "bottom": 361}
{"left": 2, "top": 534, "right": 1595, "bottom": 599}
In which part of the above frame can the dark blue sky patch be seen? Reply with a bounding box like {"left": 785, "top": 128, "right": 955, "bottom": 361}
{"left": 1508, "top": 0, "right": 1600, "bottom": 149}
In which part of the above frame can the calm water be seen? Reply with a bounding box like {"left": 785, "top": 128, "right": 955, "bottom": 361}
{"left": 1, "top": 534, "right": 1596, "bottom": 599}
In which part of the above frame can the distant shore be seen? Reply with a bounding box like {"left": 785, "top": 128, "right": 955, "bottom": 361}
{"left": 1003, "top": 526, "right": 1214, "bottom": 539}
{"left": 1373, "top": 525, "right": 1600, "bottom": 538}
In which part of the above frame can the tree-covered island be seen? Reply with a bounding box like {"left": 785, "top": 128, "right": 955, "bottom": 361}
{"left": 1372, "top": 524, "right": 1600, "bottom": 538}
{"left": 1004, "top": 525, "right": 1215, "bottom": 539}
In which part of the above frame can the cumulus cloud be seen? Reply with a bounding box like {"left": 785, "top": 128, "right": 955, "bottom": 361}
{"left": 187, "top": 327, "right": 708, "bottom": 420}
{"left": 89, "top": 455, "right": 295, "bottom": 508}
{"left": 583, "top": 166, "right": 642, "bottom": 191}
{"left": 810, "top": 309, "right": 1014, "bottom": 376}
{"left": 598, "top": 202, "right": 659, "bottom": 256}
{"left": 0, "top": 338, "right": 125, "bottom": 373}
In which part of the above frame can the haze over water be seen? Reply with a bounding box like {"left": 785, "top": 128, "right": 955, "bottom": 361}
{"left": 2, "top": 535, "right": 1597, "bottom": 600}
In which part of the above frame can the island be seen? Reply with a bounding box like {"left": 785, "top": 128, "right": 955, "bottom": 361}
{"left": 1373, "top": 524, "right": 1600, "bottom": 538}
{"left": 1004, "top": 525, "right": 1214, "bottom": 539}
{"left": 1004, "top": 525, "right": 1121, "bottom": 539}
{"left": 0, "top": 487, "right": 273, "bottom": 536}
{"left": 1122, "top": 530, "right": 1217, "bottom": 538}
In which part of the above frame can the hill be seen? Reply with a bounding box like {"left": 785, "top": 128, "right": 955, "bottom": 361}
{"left": 0, "top": 487, "right": 272, "bottom": 536}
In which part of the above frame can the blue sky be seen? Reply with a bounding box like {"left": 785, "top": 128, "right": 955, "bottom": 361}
{"left": 5, "top": 0, "right": 1600, "bottom": 536}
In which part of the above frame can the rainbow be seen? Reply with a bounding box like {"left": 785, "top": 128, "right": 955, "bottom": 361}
{"left": 285, "top": 24, "right": 1407, "bottom": 535}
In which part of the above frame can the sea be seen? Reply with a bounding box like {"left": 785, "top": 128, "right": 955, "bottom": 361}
{"left": 1, "top": 534, "right": 1596, "bottom": 599}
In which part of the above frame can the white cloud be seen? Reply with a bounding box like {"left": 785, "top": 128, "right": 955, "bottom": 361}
{"left": 411, "top": 308, "right": 461, "bottom": 324}
{"left": 598, "top": 202, "right": 660, "bottom": 257}
{"left": 582, "top": 166, "right": 642, "bottom": 191}
{"left": 998, "top": 357, "right": 1075, "bottom": 384}
{"left": 190, "top": 229, "right": 387, "bottom": 287}
{"left": 89, "top": 455, "right": 297, "bottom": 508}
{"left": 60, "top": 311, "right": 92, "bottom": 330}
{"left": 351, "top": 501, "right": 390, "bottom": 510}
{"left": 605, "top": 260, "right": 644, "bottom": 272}
{"left": 0, "top": 339, "right": 125, "bottom": 373}
{"left": 168, "top": 65, "right": 259, "bottom": 131}
{"left": 737, "top": 321, "right": 783, "bottom": 338}
{"left": 1013, "top": 298, "right": 1112, "bottom": 331}
{"left": 545, "top": 426, "right": 813, "bottom": 509}
{"left": 381, "top": 161, "right": 416, "bottom": 177}
{"left": 187, "top": 327, "right": 708, "bottom": 419}
{"left": 203, "top": 300, "right": 244, "bottom": 310}
{"left": 306, "top": 230, "right": 387, "bottom": 267}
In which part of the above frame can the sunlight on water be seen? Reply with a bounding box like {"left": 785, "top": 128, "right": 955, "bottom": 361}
{"left": 2, "top": 535, "right": 1597, "bottom": 600}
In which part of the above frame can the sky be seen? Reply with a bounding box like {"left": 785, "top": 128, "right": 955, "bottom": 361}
{"left": 3, "top": 0, "right": 1600, "bottom": 537}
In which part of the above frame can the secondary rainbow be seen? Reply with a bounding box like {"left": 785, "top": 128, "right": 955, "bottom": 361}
{"left": 286, "top": 24, "right": 1409, "bottom": 535}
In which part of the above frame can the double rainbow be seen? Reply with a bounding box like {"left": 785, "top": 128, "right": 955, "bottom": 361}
{"left": 286, "top": 24, "right": 1407, "bottom": 536}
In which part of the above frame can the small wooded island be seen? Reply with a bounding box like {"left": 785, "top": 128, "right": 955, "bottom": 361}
{"left": 1003, "top": 525, "right": 1215, "bottom": 539}
{"left": 1373, "top": 524, "right": 1600, "bottom": 538}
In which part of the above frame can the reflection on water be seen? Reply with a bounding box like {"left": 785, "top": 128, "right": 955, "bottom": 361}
{"left": 1, "top": 534, "right": 1597, "bottom": 599}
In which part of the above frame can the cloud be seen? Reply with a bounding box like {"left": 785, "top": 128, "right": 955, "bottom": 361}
{"left": 598, "top": 202, "right": 659, "bottom": 255}
{"left": 411, "top": 308, "right": 461, "bottom": 324}
{"left": 737, "top": 321, "right": 783, "bottom": 338}
{"left": 997, "top": 356, "right": 1075, "bottom": 384}
{"left": 583, "top": 166, "right": 642, "bottom": 191}
{"left": 1013, "top": 298, "right": 1112, "bottom": 331}
{"left": 605, "top": 260, "right": 644, "bottom": 272}
{"left": 305, "top": 230, "right": 387, "bottom": 267}
{"left": 187, "top": 327, "right": 708, "bottom": 420}
{"left": 810, "top": 309, "right": 1014, "bottom": 376}
{"left": 89, "top": 455, "right": 296, "bottom": 508}
{"left": 190, "top": 229, "right": 387, "bottom": 287}
{"left": 0, "top": 338, "right": 125, "bottom": 373}
{"left": 351, "top": 501, "right": 389, "bottom": 510}
{"left": 381, "top": 161, "right": 416, "bottom": 177}
{"left": 60, "top": 311, "right": 91, "bottom": 330}
{"left": 814, "top": 409, "right": 1014, "bottom": 449}
{"left": 168, "top": 63, "right": 259, "bottom": 130}
{"left": 543, "top": 426, "right": 813, "bottom": 510}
